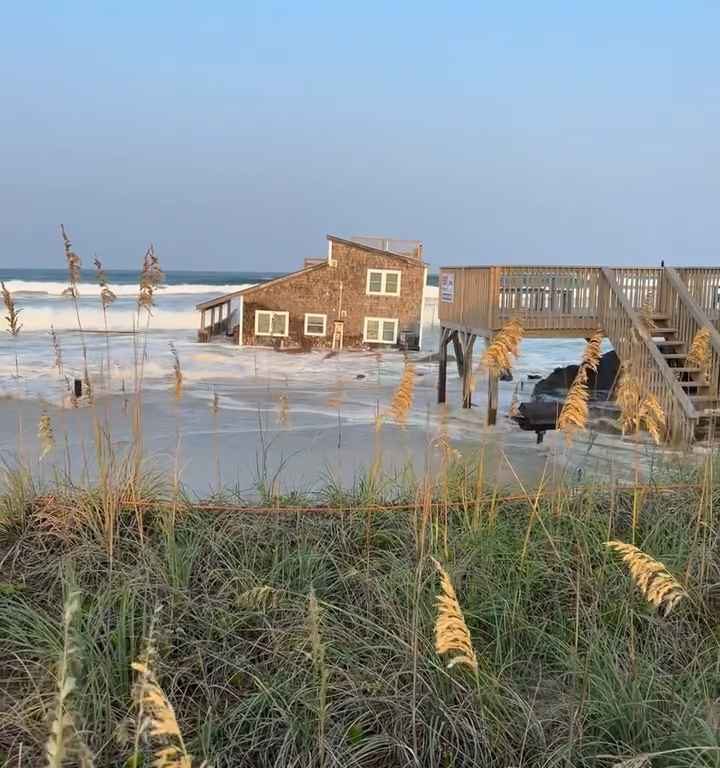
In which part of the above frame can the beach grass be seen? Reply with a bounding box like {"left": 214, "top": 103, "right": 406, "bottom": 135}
{"left": 1, "top": 455, "right": 720, "bottom": 767}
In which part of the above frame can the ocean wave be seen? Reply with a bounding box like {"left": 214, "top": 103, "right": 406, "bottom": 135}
{"left": 2, "top": 280, "right": 253, "bottom": 297}
{"left": 17, "top": 306, "right": 200, "bottom": 331}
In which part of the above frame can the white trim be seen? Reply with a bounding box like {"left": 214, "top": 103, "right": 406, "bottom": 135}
{"left": 418, "top": 267, "right": 427, "bottom": 350}
{"left": 366, "top": 268, "right": 402, "bottom": 296}
{"left": 254, "top": 310, "right": 289, "bottom": 337}
{"left": 303, "top": 313, "right": 327, "bottom": 337}
{"left": 363, "top": 316, "right": 399, "bottom": 344}
{"left": 238, "top": 296, "right": 244, "bottom": 345}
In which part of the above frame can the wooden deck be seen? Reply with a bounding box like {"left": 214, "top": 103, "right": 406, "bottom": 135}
{"left": 437, "top": 265, "right": 720, "bottom": 443}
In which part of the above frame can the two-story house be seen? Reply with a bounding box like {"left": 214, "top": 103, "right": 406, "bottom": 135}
{"left": 196, "top": 235, "right": 427, "bottom": 350}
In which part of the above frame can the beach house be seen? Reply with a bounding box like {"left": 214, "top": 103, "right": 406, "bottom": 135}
{"left": 196, "top": 235, "right": 427, "bottom": 350}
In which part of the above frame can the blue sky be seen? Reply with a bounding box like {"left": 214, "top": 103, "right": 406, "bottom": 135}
{"left": 1, "top": 2, "right": 718, "bottom": 270}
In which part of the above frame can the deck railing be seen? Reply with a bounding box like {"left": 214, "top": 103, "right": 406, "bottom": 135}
{"left": 663, "top": 268, "right": 720, "bottom": 408}
{"left": 597, "top": 268, "right": 698, "bottom": 444}
{"left": 679, "top": 268, "right": 720, "bottom": 326}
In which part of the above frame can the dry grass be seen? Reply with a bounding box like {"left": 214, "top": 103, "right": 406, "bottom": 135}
{"left": 277, "top": 392, "right": 290, "bottom": 427}
{"left": 60, "top": 224, "right": 81, "bottom": 293}
{"left": 50, "top": 325, "right": 64, "bottom": 376}
{"left": 481, "top": 317, "right": 524, "bottom": 375}
{"left": 93, "top": 257, "right": 117, "bottom": 309}
{"left": 640, "top": 291, "right": 655, "bottom": 330}
{"left": 390, "top": 359, "right": 416, "bottom": 426}
{"left": 431, "top": 557, "right": 479, "bottom": 674}
{"left": 616, "top": 365, "right": 666, "bottom": 444}
{"left": 1, "top": 280, "right": 22, "bottom": 337}
{"left": 138, "top": 245, "right": 165, "bottom": 314}
{"left": 607, "top": 540, "right": 687, "bottom": 615}
{"left": 558, "top": 329, "right": 603, "bottom": 443}
{"left": 38, "top": 413, "right": 55, "bottom": 460}
{"left": 686, "top": 327, "right": 712, "bottom": 382}
{"left": 132, "top": 610, "right": 192, "bottom": 768}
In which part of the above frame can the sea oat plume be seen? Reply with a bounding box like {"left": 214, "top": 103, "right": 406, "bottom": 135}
{"left": 60, "top": 224, "right": 82, "bottom": 293}
{"left": 1, "top": 281, "right": 22, "bottom": 336}
{"left": 94, "top": 256, "right": 117, "bottom": 309}
{"left": 607, "top": 540, "right": 687, "bottom": 615}
{"left": 38, "top": 413, "right": 55, "bottom": 460}
{"left": 431, "top": 558, "right": 479, "bottom": 673}
{"left": 582, "top": 329, "right": 604, "bottom": 373}
{"left": 481, "top": 317, "right": 524, "bottom": 376}
{"left": 638, "top": 393, "right": 666, "bottom": 445}
{"left": 277, "top": 392, "right": 290, "bottom": 426}
{"left": 132, "top": 608, "right": 192, "bottom": 768}
{"left": 558, "top": 375, "right": 590, "bottom": 443}
{"left": 616, "top": 365, "right": 642, "bottom": 436}
{"left": 640, "top": 290, "right": 655, "bottom": 330}
{"left": 211, "top": 389, "right": 220, "bottom": 415}
{"left": 50, "top": 326, "right": 64, "bottom": 376}
{"left": 390, "top": 360, "right": 416, "bottom": 426}
{"left": 138, "top": 245, "right": 165, "bottom": 314}
{"left": 687, "top": 327, "right": 712, "bottom": 381}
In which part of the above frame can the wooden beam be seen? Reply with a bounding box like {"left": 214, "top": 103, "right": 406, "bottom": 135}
{"left": 451, "top": 330, "right": 464, "bottom": 377}
{"left": 437, "top": 327, "right": 449, "bottom": 404}
{"left": 461, "top": 333, "right": 476, "bottom": 408}
{"left": 486, "top": 337, "right": 499, "bottom": 425}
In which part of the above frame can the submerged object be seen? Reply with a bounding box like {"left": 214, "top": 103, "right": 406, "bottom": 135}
{"left": 511, "top": 401, "right": 561, "bottom": 444}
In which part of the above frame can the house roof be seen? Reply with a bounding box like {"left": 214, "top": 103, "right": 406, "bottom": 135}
{"left": 195, "top": 234, "right": 426, "bottom": 311}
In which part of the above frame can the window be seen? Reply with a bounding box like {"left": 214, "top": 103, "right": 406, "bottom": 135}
{"left": 304, "top": 313, "right": 327, "bottom": 337}
{"left": 366, "top": 269, "right": 401, "bottom": 296}
{"left": 255, "top": 310, "right": 289, "bottom": 337}
{"left": 363, "top": 317, "right": 399, "bottom": 344}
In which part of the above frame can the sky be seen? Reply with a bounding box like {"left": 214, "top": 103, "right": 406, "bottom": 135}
{"left": 1, "top": 2, "right": 719, "bottom": 271}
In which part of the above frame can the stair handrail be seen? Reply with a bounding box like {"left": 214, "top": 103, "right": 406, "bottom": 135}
{"left": 599, "top": 268, "right": 698, "bottom": 440}
{"left": 664, "top": 266, "right": 720, "bottom": 366}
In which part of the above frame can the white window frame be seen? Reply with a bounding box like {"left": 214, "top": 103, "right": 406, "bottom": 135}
{"left": 366, "top": 269, "right": 402, "bottom": 296}
{"left": 363, "top": 316, "right": 399, "bottom": 344}
{"left": 303, "top": 313, "right": 327, "bottom": 337}
{"left": 254, "top": 310, "right": 289, "bottom": 337}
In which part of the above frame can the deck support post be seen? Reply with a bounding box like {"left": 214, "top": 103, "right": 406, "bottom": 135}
{"left": 451, "top": 330, "right": 464, "bottom": 377}
{"left": 461, "top": 332, "right": 476, "bottom": 408}
{"left": 486, "top": 336, "right": 499, "bottom": 425}
{"left": 437, "top": 327, "right": 449, "bottom": 404}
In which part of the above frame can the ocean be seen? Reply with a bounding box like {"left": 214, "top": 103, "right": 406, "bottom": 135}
{"left": 0, "top": 267, "right": 593, "bottom": 406}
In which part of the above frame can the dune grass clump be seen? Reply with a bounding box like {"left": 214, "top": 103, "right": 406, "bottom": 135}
{"left": 616, "top": 364, "right": 666, "bottom": 444}
{"left": 169, "top": 342, "right": 183, "bottom": 401}
{"left": 2, "top": 454, "right": 720, "bottom": 766}
{"left": 38, "top": 412, "right": 55, "bottom": 460}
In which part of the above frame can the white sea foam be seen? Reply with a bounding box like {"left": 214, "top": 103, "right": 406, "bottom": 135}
{"left": 18, "top": 306, "right": 202, "bottom": 332}
{"left": 2, "top": 280, "right": 252, "bottom": 297}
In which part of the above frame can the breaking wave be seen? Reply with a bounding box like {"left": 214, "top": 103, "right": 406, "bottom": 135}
{"left": 2, "top": 280, "right": 252, "bottom": 297}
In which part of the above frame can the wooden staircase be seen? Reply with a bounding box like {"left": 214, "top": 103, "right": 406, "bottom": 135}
{"left": 599, "top": 267, "right": 720, "bottom": 443}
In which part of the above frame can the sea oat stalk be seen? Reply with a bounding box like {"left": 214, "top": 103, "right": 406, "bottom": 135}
{"left": 431, "top": 557, "right": 479, "bottom": 675}
{"left": 606, "top": 540, "right": 687, "bottom": 615}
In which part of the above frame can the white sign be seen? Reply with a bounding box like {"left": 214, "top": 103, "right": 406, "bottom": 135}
{"left": 440, "top": 272, "right": 455, "bottom": 303}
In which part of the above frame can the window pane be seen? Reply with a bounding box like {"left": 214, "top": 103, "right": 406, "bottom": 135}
{"left": 368, "top": 272, "right": 383, "bottom": 293}
{"left": 271, "top": 313, "right": 287, "bottom": 335}
{"left": 384, "top": 273, "right": 399, "bottom": 294}
{"left": 306, "top": 315, "right": 325, "bottom": 334}
{"left": 257, "top": 312, "right": 271, "bottom": 334}
{"left": 382, "top": 321, "right": 395, "bottom": 342}
{"left": 366, "top": 319, "right": 380, "bottom": 340}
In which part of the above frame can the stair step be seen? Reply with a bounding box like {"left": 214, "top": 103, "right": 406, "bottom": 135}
{"left": 655, "top": 339, "right": 684, "bottom": 347}
{"left": 673, "top": 367, "right": 702, "bottom": 374}
{"left": 651, "top": 313, "right": 669, "bottom": 320}
{"left": 661, "top": 354, "right": 688, "bottom": 360}
{"left": 681, "top": 381, "right": 706, "bottom": 389}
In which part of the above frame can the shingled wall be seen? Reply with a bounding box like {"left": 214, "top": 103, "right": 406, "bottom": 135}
{"left": 240, "top": 240, "right": 425, "bottom": 349}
